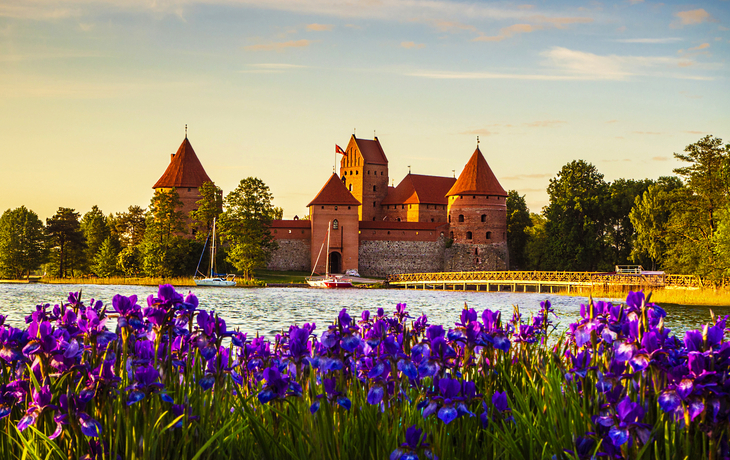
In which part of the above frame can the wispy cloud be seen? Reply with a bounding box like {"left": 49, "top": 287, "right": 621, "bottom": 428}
{"left": 672, "top": 9, "right": 716, "bottom": 28}
{"left": 684, "top": 130, "right": 706, "bottom": 135}
{"left": 529, "top": 15, "right": 593, "bottom": 29}
{"left": 401, "top": 41, "right": 425, "bottom": 49}
{"left": 244, "top": 39, "right": 312, "bottom": 52}
{"left": 524, "top": 120, "right": 566, "bottom": 128}
{"left": 606, "top": 119, "right": 619, "bottom": 123}
{"left": 473, "top": 23, "right": 539, "bottom": 42}
{"left": 687, "top": 43, "right": 709, "bottom": 51}
{"left": 307, "top": 23, "right": 333, "bottom": 31}
{"left": 614, "top": 38, "right": 682, "bottom": 44}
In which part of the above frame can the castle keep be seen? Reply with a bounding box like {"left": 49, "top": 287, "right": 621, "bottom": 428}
{"left": 268, "top": 135, "right": 509, "bottom": 277}
{"left": 153, "top": 134, "right": 508, "bottom": 277}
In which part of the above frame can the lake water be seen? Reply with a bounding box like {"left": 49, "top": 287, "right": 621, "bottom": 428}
{"left": 1, "top": 283, "right": 727, "bottom": 339}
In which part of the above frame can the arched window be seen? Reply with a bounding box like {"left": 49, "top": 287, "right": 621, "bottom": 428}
{"left": 373, "top": 201, "right": 376, "bottom": 207}
{"left": 474, "top": 248, "right": 479, "bottom": 255}
{"left": 332, "top": 219, "right": 339, "bottom": 229}
{"left": 466, "top": 231, "right": 472, "bottom": 240}
{"left": 356, "top": 171, "right": 359, "bottom": 175}
{"left": 448, "top": 215, "right": 451, "bottom": 223}
{"left": 349, "top": 184, "right": 353, "bottom": 191}
{"left": 397, "top": 218, "right": 401, "bottom": 222}
{"left": 481, "top": 214, "right": 486, "bottom": 222}
{"left": 342, "top": 176, "right": 346, "bottom": 184}
{"left": 334, "top": 206, "right": 338, "bottom": 211}
{"left": 458, "top": 215, "right": 464, "bottom": 222}
{"left": 373, "top": 185, "right": 377, "bottom": 192}
{"left": 486, "top": 231, "right": 491, "bottom": 239}
{"left": 431, "top": 218, "right": 434, "bottom": 222}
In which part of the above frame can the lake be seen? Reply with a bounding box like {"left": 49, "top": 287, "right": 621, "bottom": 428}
{"left": 1, "top": 283, "right": 726, "bottom": 338}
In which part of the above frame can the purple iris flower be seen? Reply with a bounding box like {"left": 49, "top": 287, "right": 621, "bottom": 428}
{"left": 126, "top": 364, "right": 163, "bottom": 405}
{"left": 310, "top": 377, "right": 351, "bottom": 413}
{"left": 257, "top": 366, "right": 301, "bottom": 404}
{"left": 111, "top": 294, "right": 144, "bottom": 330}
{"left": 0, "top": 325, "right": 28, "bottom": 363}
{"left": 17, "top": 385, "right": 56, "bottom": 432}
{"left": 390, "top": 425, "right": 434, "bottom": 460}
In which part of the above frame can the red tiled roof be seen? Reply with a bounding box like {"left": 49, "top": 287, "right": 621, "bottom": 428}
{"left": 447, "top": 147, "right": 506, "bottom": 197}
{"left": 308, "top": 174, "right": 362, "bottom": 207}
{"left": 381, "top": 174, "right": 456, "bottom": 205}
{"left": 270, "top": 220, "right": 311, "bottom": 228}
{"left": 153, "top": 137, "right": 212, "bottom": 189}
{"left": 359, "top": 221, "right": 449, "bottom": 231}
{"left": 347, "top": 136, "right": 388, "bottom": 165}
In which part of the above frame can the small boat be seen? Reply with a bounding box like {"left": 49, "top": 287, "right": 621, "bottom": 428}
{"left": 194, "top": 218, "right": 236, "bottom": 287}
{"left": 306, "top": 221, "right": 353, "bottom": 288}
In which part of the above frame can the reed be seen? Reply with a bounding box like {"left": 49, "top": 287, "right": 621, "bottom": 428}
{"left": 560, "top": 284, "right": 730, "bottom": 306}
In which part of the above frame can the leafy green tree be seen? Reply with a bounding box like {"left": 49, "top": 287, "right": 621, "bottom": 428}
{"left": 525, "top": 213, "right": 548, "bottom": 270}
{"left": 111, "top": 205, "right": 147, "bottom": 249}
{"left": 46, "top": 208, "right": 86, "bottom": 278}
{"left": 629, "top": 177, "right": 683, "bottom": 270}
{"left": 220, "top": 177, "right": 279, "bottom": 280}
{"left": 91, "top": 237, "right": 121, "bottom": 277}
{"left": 663, "top": 136, "right": 730, "bottom": 279}
{"left": 603, "top": 179, "right": 655, "bottom": 268}
{"left": 80, "top": 206, "right": 112, "bottom": 272}
{"left": 543, "top": 160, "right": 608, "bottom": 271}
{"left": 0, "top": 206, "right": 48, "bottom": 279}
{"left": 506, "top": 190, "right": 532, "bottom": 270}
{"left": 141, "top": 189, "right": 189, "bottom": 277}
{"left": 189, "top": 181, "right": 223, "bottom": 242}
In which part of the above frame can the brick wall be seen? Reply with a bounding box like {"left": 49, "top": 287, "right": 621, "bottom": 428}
{"left": 444, "top": 242, "right": 508, "bottom": 272}
{"left": 358, "top": 238, "right": 446, "bottom": 277}
{"left": 267, "top": 239, "right": 311, "bottom": 271}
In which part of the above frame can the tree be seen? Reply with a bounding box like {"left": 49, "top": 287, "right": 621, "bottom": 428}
{"left": 525, "top": 213, "right": 548, "bottom": 270}
{"left": 0, "top": 206, "right": 47, "bottom": 279}
{"left": 664, "top": 136, "right": 730, "bottom": 279}
{"left": 543, "top": 160, "right": 608, "bottom": 271}
{"left": 111, "top": 205, "right": 147, "bottom": 249}
{"left": 91, "top": 237, "right": 121, "bottom": 277}
{"left": 189, "top": 181, "right": 223, "bottom": 242}
{"left": 46, "top": 208, "right": 86, "bottom": 278}
{"left": 220, "top": 177, "right": 279, "bottom": 280}
{"left": 81, "top": 206, "right": 112, "bottom": 272}
{"left": 603, "top": 179, "right": 654, "bottom": 268}
{"left": 629, "top": 177, "right": 683, "bottom": 270}
{"left": 506, "top": 190, "right": 532, "bottom": 270}
{"left": 141, "top": 189, "right": 189, "bottom": 277}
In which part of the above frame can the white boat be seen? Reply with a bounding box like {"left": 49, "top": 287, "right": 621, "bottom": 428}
{"left": 194, "top": 218, "right": 236, "bottom": 287}
{"left": 306, "top": 221, "right": 353, "bottom": 288}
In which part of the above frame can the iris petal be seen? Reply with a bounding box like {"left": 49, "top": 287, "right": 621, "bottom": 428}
{"left": 367, "top": 386, "right": 384, "bottom": 405}
{"left": 438, "top": 405, "right": 458, "bottom": 424}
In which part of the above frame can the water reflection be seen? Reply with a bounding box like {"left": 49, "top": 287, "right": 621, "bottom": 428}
{"left": 1, "top": 284, "right": 726, "bottom": 339}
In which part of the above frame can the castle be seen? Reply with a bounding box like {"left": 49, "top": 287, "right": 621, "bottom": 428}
{"left": 153, "top": 134, "right": 509, "bottom": 277}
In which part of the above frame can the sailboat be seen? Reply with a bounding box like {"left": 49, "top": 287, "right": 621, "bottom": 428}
{"left": 306, "top": 220, "right": 353, "bottom": 288}
{"left": 194, "top": 218, "right": 236, "bottom": 287}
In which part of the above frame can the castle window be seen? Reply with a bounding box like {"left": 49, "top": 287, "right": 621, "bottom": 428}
{"left": 440, "top": 232, "right": 444, "bottom": 237}
{"left": 448, "top": 215, "right": 451, "bottom": 223}
{"left": 349, "top": 184, "right": 353, "bottom": 191}
{"left": 481, "top": 214, "right": 486, "bottom": 222}
{"left": 474, "top": 248, "right": 479, "bottom": 255}
{"left": 188, "top": 188, "right": 191, "bottom": 192}
{"left": 387, "top": 231, "right": 390, "bottom": 235}
{"left": 288, "top": 230, "right": 292, "bottom": 234}
{"left": 373, "top": 201, "right": 376, "bottom": 207}
{"left": 401, "top": 205, "right": 405, "bottom": 209}
{"left": 321, "top": 206, "right": 324, "bottom": 209}
{"left": 274, "top": 230, "right": 278, "bottom": 233}
{"left": 473, "top": 195, "right": 475, "bottom": 199}
{"left": 373, "top": 217, "right": 376, "bottom": 221}
{"left": 368, "top": 170, "right": 370, "bottom": 174}
{"left": 373, "top": 185, "right": 376, "bottom": 192}
{"left": 466, "top": 232, "right": 472, "bottom": 240}
{"left": 449, "top": 231, "right": 454, "bottom": 239}
{"left": 431, "top": 218, "right": 434, "bottom": 222}
{"left": 301, "top": 230, "right": 305, "bottom": 234}
{"left": 486, "top": 231, "right": 491, "bottom": 239}
{"left": 458, "top": 215, "right": 464, "bottom": 222}
{"left": 348, "top": 206, "right": 351, "bottom": 210}
{"left": 356, "top": 171, "right": 359, "bottom": 175}
{"left": 334, "top": 206, "right": 338, "bottom": 210}
{"left": 397, "top": 218, "right": 401, "bottom": 222}
{"left": 381, "top": 171, "right": 383, "bottom": 175}
{"left": 342, "top": 176, "right": 346, "bottom": 183}
{"left": 333, "top": 219, "right": 339, "bottom": 229}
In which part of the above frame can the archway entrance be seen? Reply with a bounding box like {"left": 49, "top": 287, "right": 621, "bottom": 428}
{"left": 328, "top": 251, "right": 342, "bottom": 274}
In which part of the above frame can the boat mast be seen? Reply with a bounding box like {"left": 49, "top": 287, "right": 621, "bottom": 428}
{"left": 210, "top": 218, "right": 216, "bottom": 278}
{"left": 325, "top": 220, "right": 331, "bottom": 277}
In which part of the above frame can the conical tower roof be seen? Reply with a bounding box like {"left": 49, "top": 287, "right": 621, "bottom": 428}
{"left": 446, "top": 146, "right": 506, "bottom": 197}
{"left": 308, "top": 174, "right": 361, "bottom": 207}
{"left": 153, "top": 137, "right": 212, "bottom": 189}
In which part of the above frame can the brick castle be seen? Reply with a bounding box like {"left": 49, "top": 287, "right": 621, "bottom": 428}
{"left": 153, "top": 134, "right": 509, "bottom": 277}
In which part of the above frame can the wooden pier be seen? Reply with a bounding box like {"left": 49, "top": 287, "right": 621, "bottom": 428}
{"left": 386, "top": 271, "right": 702, "bottom": 293}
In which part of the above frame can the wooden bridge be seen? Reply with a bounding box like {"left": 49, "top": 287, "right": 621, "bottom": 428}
{"left": 385, "top": 271, "right": 702, "bottom": 293}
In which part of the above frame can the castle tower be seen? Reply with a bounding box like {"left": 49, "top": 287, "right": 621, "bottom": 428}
{"left": 446, "top": 146, "right": 508, "bottom": 245}
{"left": 339, "top": 135, "right": 389, "bottom": 222}
{"left": 308, "top": 174, "right": 361, "bottom": 274}
{"left": 153, "top": 136, "right": 213, "bottom": 234}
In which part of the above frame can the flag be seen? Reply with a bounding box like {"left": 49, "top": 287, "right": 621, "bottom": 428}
{"left": 335, "top": 144, "right": 346, "bottom": 155}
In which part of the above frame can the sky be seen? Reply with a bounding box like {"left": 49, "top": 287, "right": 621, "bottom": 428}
{"left": 1, "top": 0, "right": 728, "bottom": 220}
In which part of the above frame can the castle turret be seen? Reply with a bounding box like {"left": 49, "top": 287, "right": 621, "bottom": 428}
{"left": 153, "top": 136, "right": 213, "bottom": 233}
{"left": 308, "top": 174, "right": 361, "bottom": 274}
{"left": 339, "top": 136, "right": 389, "bottom": 222}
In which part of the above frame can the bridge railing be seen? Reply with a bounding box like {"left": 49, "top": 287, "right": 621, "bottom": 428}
{"left": 386, "top": 271, "right": 705, "bottom": 288}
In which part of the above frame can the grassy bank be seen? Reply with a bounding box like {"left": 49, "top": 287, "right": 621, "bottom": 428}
{"left": 559, "top": 284, "right": 730, "bottom": 306}
{"left": 36, "top": 276, "right": 264, "bottom": 287}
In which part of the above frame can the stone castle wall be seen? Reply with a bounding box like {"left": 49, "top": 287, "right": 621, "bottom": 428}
{"left": 444, "top": 242, "right": 508, "bottom": 272}
{"left": 267, "top": 239, "right": 311, "bottom": 271}
{"left": 358, "top": 238, "right": 446, "bottom": 278}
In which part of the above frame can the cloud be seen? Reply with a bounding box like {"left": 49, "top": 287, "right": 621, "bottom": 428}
{"left": 606, "top": 119, "right": 619, "bottom": 123}
{"left": 518, "top": 4, "right": 534, "bottom": 10}
{"left": 688, "top": 43, "right": 709, "bottom": 51}
{"left": 529, "top": 15, "right": 593, "bottom": 29}
{"left": 672, "top": 9, "right": 715, "bottom": 28}
{"left": 524, "top": 120, "right": 566, "bottom": 128}
{"left": 684, "top": 130, "right": 706, "bottom": 134}
{"left": 401, "top": 41, "right": 425, "bottom": 49}
{"left": 244, "top": 39, "right": 312, "bottom": 52}
{"left": 652, "top": 156, "right": 669, "bottom": 161}
{"left": 459, "top": 128, "right": 496, "bottom": 136}
{"left": 616, "top": 26, "right": 627, "bottom": 33}
{"left": 473, "top": 23, "right": 539, "bottom": 42}
{"left": 307, "top": 23, "right": 333, "bottom": 31}
{"left": 614, "top": 37, "right": 682, "bottom": 43}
